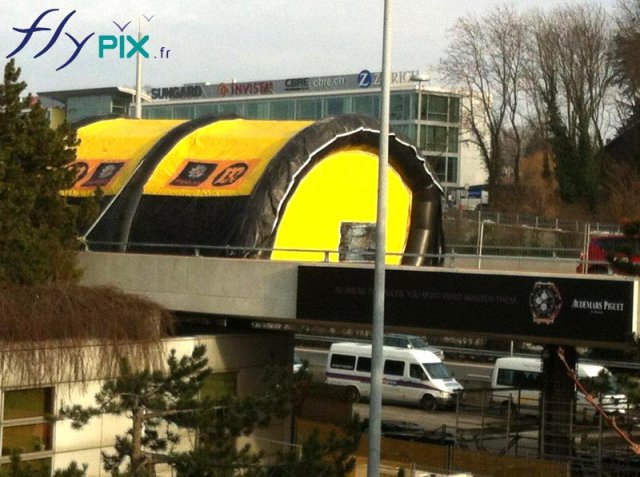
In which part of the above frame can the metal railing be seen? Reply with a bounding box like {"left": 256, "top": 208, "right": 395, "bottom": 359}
{"left": 444, "top": 209, "right": 621, "bottom": 235}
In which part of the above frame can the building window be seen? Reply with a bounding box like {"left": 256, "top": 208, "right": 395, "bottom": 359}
{"left": 201, "top": 373, "right": 237, "bottom": 400}
{"left": 1, "top": 388, "right": 54, "bottom": 458}
{"left": 195, "top": 104, "right": 218, "bottom": 118}
{"left": 352, "top": 95, "right": 380, "bottom": 119}
{"left": 418, "top": 92, "right": 427, "bottom": 121}
{"left": 427, "top": 155, "right": 446, "bottom": 183}
{"left": 390, "top": 92, "right": 411, "bottom": 120}
{"left": 218, "top": 103, "right": 242, "bottom": 116}
{"left": 270, "top": 100, "right": 294, "bottom": 120}
{"left": 426, "top": 156, "right": 458, "bottom": 184}
{"left": 448, "top": 97, "right": 460, "bottom": 123}
{"left": 144, "top": 107, "right": 173, "bottom": 119}
{"left": 245, "top": 101, "right": 270, "bottom": 119}
{"left": 296, "top": 98, "right": 322, "bottom": 120}
{"left": 426, "top": 94, "right": 449, "bottom": 122}
{"left": 172, "top": 105, "right": 195, "bottom": 119}
{"left": 447, "top": 156, "right": 458, "bottom": 183}
{"left": 425, "top": 126, "right": 448, "bottom": 152}
{"left": 0, "top": 457, "right": 51, "bottom": 475}
{"left": 392, "top": 124, "right": 416, "bottom": 144}
{"left": 324, "top": 97, "right": 351, "bottom": 116}
{"left": 447, "top": 127, "right": 459, "bottom": 153}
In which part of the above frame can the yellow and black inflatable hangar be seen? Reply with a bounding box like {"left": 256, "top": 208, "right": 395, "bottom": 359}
{"left": 65, "top": 114, "right": 444, "bottom": 266}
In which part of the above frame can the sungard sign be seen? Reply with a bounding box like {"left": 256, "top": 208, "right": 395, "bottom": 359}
{"left": 151, "top": 85, "right": 203, "bottom": 100}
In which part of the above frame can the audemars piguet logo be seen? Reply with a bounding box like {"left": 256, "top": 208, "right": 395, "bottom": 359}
{"left": 571, "top": 299, "right": 624, "bottom": 313}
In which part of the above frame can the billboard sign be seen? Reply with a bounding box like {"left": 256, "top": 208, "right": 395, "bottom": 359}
{"left": 296, "top": 264, "right": 638, "bottom": 346}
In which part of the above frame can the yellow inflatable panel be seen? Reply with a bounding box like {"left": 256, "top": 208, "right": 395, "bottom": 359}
{"left": 65, "top": 118, "right": 185, "bottom": 197}
{"left": 143, "top": 119, "right": 312, "bottom": 196}
{"left": 271, "top": 148, "right": 411, "bottom": 265}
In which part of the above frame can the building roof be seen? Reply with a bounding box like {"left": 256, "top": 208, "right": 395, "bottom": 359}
{"left": 37, "top": 86, "right": 151, "bottom": 105}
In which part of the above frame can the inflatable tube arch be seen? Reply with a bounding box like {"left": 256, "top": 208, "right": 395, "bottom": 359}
{"left": 68, "top": 115, "right": 444, "bottom": 265}
{"left": 75, "top": 114, "right": 239, "bottom": 249}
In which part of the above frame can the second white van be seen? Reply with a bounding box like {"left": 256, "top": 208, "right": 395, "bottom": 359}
{"left": 491, "top": 356, "right": 628, "bottom": 421}
{"left": 325, "top": 342, "right": 463, "bottom": 411}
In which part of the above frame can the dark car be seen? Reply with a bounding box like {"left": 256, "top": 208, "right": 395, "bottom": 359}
{"left": 383, "top": 333, "right": 444, "bottom": 359}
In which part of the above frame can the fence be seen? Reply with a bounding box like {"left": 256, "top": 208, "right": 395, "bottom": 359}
{"left": 443, "top": 209, "right": 621, "bottom": 260}
{"left": 455, "top": 388, "right": 640, "bottom": 476}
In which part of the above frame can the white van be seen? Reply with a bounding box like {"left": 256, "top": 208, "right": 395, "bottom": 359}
{"left": 325, "top": 342, "right": 463, "bottom": 411}
{"left": 491, "top": 356, "right": 628, "bottom": 420}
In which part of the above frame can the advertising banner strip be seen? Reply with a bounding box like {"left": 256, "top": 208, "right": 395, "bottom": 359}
{"left": 66, "top": 118, "right": 186, "bottom": 197}
{"left": 142, "top": 119, "right": 312, "bottom": 196}
{"left": 296, "top": 264, "right": 636, "bottom": 346}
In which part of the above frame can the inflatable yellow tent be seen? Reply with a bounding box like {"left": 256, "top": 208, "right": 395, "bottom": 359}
{"left": 66, "top": 114, "right": 443, "bottom": 265}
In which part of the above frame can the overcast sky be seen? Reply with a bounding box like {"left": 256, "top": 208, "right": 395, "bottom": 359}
{"left": 1, "top": 1, "right": 618, "bottom": 95}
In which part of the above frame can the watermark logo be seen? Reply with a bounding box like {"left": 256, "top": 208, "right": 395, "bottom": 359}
{"left": 98, "top": 34, "right": 149, "bottom": 59}
{"left": 6, "top": 9, "right": 170, "bottom": 71}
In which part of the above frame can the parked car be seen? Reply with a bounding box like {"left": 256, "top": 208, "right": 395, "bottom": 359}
{"left": 383, "top": 333, "right": 444, "bottom": 359}
{"left": 577, "top": 234, "right": 640, "bottom": 275}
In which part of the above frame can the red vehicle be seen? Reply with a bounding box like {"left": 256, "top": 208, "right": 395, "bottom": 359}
{"left": 577, "top": 234, "right": 640, "bottom": 275}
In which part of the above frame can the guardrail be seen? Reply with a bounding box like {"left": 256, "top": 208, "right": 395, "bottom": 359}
{"left": 82, "top": 239, "right": 585, "bottom": 267}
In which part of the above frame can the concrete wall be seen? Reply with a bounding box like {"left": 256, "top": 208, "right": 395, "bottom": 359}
{"left": 78, "top": 252, "right": 299, "bottom": 319}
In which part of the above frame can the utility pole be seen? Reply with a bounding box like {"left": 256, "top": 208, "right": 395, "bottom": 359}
{"left": 368, "top": 0, "right": 392, "bottom": 476}
{"left": 134, "top": 16, "right": 143, "bottom": 119}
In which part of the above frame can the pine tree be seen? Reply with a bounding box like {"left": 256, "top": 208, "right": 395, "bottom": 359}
{"left": 60, "top": 345, "right": 211, "bottom": 477}
{"left": 0, "top": 59, "right": 81, "bottom": 285}
{"left": 169, "top": 365, "right": 362, "bottom": 477}
{"left": 60, "top": 347, "right": 361, "bottom": 477}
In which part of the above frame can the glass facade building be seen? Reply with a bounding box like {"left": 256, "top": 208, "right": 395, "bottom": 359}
{"left": 141, "top": 71, "right": 462, "bottom": 187}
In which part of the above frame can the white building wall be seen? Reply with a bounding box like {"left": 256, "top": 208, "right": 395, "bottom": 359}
{"left": 459, "top": 131, "right": 488, "bottom": 188}
{"left": 3, "top": 333, "right": 293, "bottom": 477}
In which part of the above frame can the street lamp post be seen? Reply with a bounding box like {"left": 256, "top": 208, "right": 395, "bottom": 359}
{"left": 410, "top": 72, "right": 430, "bottom": 152}
{"left": 134, "top": 16, "right": 143, "bottom": 119}
{"left": 369, "top": 0, "right": 393, "bottom": 476}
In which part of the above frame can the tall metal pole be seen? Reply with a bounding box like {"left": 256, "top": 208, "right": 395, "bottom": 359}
{"left": 368, "top": 0, "right": 392, "bottom": 475}
{"left": 134, "top": 16, "right": 143, "bottom": 119}
{"left": 416, "top": 81, "right": 422, "bottom": 150}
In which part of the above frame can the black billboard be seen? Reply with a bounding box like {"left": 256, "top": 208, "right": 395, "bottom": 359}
{"left": 296, "top": 264, "right": 637, "bottom": 346}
